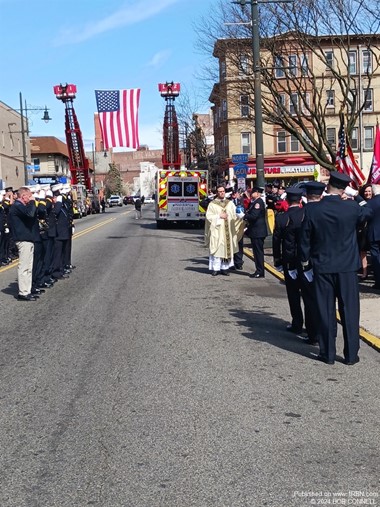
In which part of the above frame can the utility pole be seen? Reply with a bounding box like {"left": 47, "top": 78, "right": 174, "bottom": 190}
{"left": 233, "top": 0, "right": 292, "bottom": 188}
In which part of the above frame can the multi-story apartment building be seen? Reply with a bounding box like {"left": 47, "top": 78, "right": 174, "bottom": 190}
{"left": 210, "top": 32, "right": 380, "bottom": 187}
{"left": 0, "top": 100, "right": 30, "bottom": 189}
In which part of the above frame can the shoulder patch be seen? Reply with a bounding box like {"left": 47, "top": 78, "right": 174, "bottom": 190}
{"left": 254, "top": 203, "right": 260, "bottom": 209}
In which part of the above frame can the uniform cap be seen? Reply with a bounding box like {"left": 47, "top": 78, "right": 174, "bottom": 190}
{"left": 302, "top": 181, "right": 326, "bottom": 196}
{"left": 285, "top": 186, "right": 303, "bottom": 199}
{"left": 252, "top": 186, "right": 264, "bottom": 193}
{"left": 51, "top": 183, "right": 63, "bottom": 192}
{"left": 5, "top": 187, "right": 13, "bottom": 192}
{"left": 46, "top": 189, "right": 53, "bottom": 197}
{"left": 328, "top": 171, "right": 352, "bottom": 189}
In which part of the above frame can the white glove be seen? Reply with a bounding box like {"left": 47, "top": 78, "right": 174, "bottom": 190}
{"left": 39, "top": 189, "right": 46, "bottom": 199}
{"left": 275, "top": 266, "right": 284, "bottom": 273}
{"left": 4, "top": 227, "right": 9, "bottom": 234}
{"left": 33, "top": 192, "right": 39, "bottom": 199}
{"left": 288, "top": 269, "right": 298, "bottom": 280}
{"left": 236, "top": 212, "right": 245, "bottom": 219}
{"left": 344, "top": 186, "right": 358, "bottom": 198}
{"left": 56, "top": 195, "right": 63, "bottom": 203}
{"left": 72, "top": 226, "right": 75, "bottom": 235}
{"left": 304, "top": 268, "right": 314, "bottom": 282}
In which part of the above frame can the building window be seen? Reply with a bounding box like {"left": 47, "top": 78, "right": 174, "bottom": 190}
{"left": 277, "top": 131, "right": 287, "bottom": 153}
{"left": 222, "top": 99, "right": 227, "bottom": 121}
{"left": 364, "top": 126, "right": 374, "bottom": 150}
{"left": 220, "top": 61, "right": 226, "bottom": 81}
{"left": 223, "top": 135, "right": 229, "bottom": 156}
{"left": 290, "top": 93, "right": 298, "bottom": 115}
{"left": 277, "top": 93, "right": 286, "bottom": 116}
{"left": 241, "top": 132, "right": 251, "bottom": 154}
{"left": 363, "top": 88, "right": 373, "bottom": 111}
{"left": 240, "top": 95, "right": 249, "bottom": 117}
{"left": 301, "top": 92, "right": 311, "bottom": 115}
{"left": 351, "top": 127, "right": 358, "bottom": 150}
{"left": 327, "top": 127, "right": 336, "bottom": 150}
{"left": 289, "top": 55, "right": 297, "bottom": 76}
{"left": 275, "top": 55, "right": 285, "bottom": 78}
{"left": 348, "top": 50, "right": 357, "bottom": 74}
{"left": 326, "top": 90, "right": 335, "bottom": 108}
{"left": 239, "top": 54, "right": 249, "bottom": 76}
{"left": 300, "top": 54, "right": 309, "bottom": 76}
{"left": 290, "top": 134, "right": 299, "bottom": 152}
{"left": 362, "top": 49, "right": 372, "bottom": 74}
{"left": 325, "top": 50, "right": 334, "bottom": 69}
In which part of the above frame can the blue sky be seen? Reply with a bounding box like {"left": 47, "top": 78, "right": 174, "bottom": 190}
{"left": 1, "top": 0, "right": 216, "bottom": 151}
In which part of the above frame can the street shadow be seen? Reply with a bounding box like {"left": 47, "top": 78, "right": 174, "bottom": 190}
{"left": 1, "top": 281, "right": 19, "bottom": 297}
{"left": 229, "top": 307, "right": 320, "bottom": 361}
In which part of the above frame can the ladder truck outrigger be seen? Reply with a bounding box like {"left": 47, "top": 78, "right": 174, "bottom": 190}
{"left": 155, "top": 82, "right": 208, "bottom": 229}
{"left": 53, "top": 83, "right": 99, "bottom": 215}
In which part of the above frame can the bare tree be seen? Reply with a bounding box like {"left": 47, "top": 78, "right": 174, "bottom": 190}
{"left": 194, "top": 0, "right": 380, "bottom": 170}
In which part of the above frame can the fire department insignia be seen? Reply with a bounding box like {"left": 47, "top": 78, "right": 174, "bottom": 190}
{"left": 254, "top": 203, "right": 260, "bottom": 209}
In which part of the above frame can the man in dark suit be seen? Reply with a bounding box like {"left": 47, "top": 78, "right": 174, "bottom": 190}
{"left": 8, "top": 187, "right": 38, "bottom": 301}
{"left": 300, "top": 172, "right": 373, "bottom": 365}
{"left": 245, "top": 186, "right": 268, "bottom": 278}
{"left": 51, "top": 185, "right": 71, "bottom": 281}
{"left": 273, "top": 187, "right": 307, "bottom": 334}
{"left": 366, "top": 184, "right": 380, "bottom": 289}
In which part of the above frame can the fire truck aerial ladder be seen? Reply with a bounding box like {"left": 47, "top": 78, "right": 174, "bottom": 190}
{"left": 155, "top": 82, "right": 208, "bottom": 228}
{"left": 53, "top": 83, "right": 91, "bottom": 190}
{"left": 159, "top": 82, "right": 181, "bottom": 170}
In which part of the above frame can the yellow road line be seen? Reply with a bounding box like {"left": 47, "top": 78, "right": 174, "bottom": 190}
{"left": 244, "top": 247, "right": 380, "bottom": 351}
{"left": 0, "top": 211, "right": 131, "bottom": 273}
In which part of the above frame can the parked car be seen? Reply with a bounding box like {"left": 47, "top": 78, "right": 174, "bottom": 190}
{"left": 123, "top": 195, "right": 135, "bottom": 205}
{"left": 108, "top": 195, "right": 123, "bottom": 207}
{"left": 144, "top": 196, "right": 154, "bottom": 203}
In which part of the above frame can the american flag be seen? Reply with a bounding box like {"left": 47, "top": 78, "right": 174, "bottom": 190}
{"left": 367, "top": 122, "right": 380, "bottom": 184}
{"left": 95, "top": 89, "right": 140, "bottom": 150}
{"left": 335, "top": 111, "right": 365, "bottom": 189}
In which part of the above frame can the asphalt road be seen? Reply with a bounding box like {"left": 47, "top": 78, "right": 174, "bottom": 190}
{"left": 0, "top": 205, "right": 379, "bottom": 507}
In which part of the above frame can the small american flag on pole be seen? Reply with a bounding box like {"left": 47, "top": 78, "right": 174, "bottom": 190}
{"left": 367, "top": 121, "right": 380, "bottom": 184}
{"left": 95, "top": 89, "right": 140, "bottom": 149}
{"left": 335, "top": 110, "right": 365, "bottom": 189}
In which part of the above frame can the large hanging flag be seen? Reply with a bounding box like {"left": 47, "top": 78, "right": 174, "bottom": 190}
{"left": 95, "top": 89, "right": 140, "bottom": 150}
{"left": 367, "top": 121, "right": 380, "bottom": 184}
{"left": 335, "top": 111, "right": 365, "bottom": 189}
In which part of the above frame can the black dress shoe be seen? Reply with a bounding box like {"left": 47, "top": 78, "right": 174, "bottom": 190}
{"left": 316, "top": 355, "right": 335, "bottom": 365}
{"left": 249, "top": 272, "right": 264, "bottom": 278}
{"left": 32, "top": 288, "right": 45, "bottom": 294}
{"left": 303, "top": 337, "right": 319, "bottom": 346}
{"left": 38, "top": 282, "right": 53, "bottom": 288}
{"left": 220, "top": 270, "right": 230, "bottom": 276}
{"left": 17, "top": 294, "right": 37, "bottom": 301}
{"left": 235, "top": 265, "right": 243, "bottom": 270}
{"left": 286, "top": 324, "right": 303, "bottom": 334}
{"left": 344, "top": 356, "right": 360, "bottom": 365}
{"left": 211, "top": 271, "right": 219, "bottom": 276}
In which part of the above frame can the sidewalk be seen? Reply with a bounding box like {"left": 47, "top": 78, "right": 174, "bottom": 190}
{"left": 243, "top": 246, "right": 380, "bottom": 352}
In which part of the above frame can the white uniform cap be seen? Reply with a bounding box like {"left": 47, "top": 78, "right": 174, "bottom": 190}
{"left": 51, "top": 183, "right": 63, "bottom": 192}
{"left": 28, "top": 184, "right": 41, "bottom": 192}
{"left": 41, "top": 184, "right": 51, "bottom": 191}
{"left": 46, "top": 190, "right": 53, "bottom": 197}
{"left": 62, "top": 184, "right": 71, "bottom": 193}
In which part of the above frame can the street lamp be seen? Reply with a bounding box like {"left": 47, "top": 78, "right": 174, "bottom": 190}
{"left": 11, "top": 92, "right": 52, "bottom": 185}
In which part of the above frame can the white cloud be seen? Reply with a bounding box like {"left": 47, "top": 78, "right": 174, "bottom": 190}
{"left": 53, "top": 0, "right": 181, "bottom": 46}
{"left": 146, "top": 50, "right": 172, "bottom": 68}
